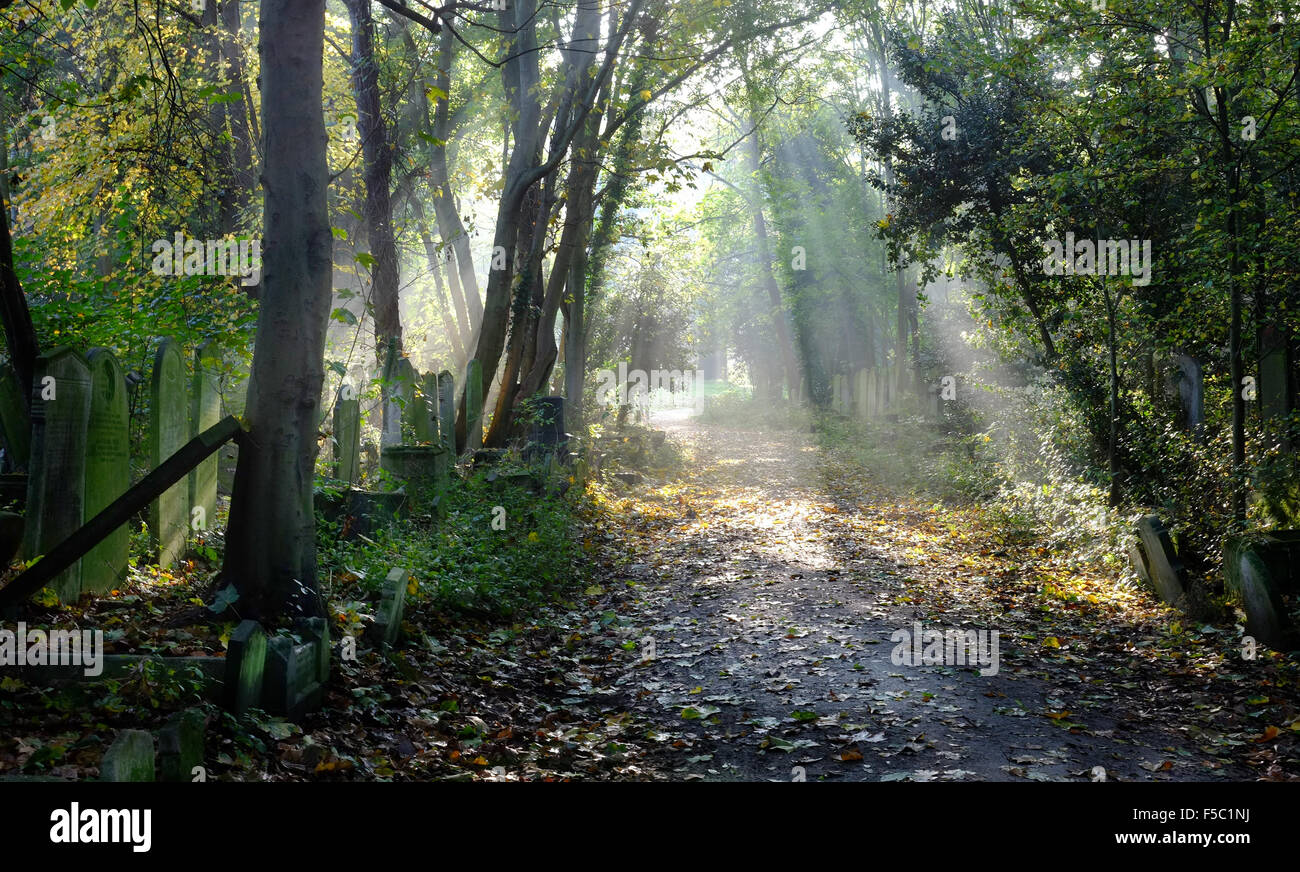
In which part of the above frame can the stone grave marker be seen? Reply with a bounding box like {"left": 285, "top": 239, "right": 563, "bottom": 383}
{"left": 437, "top": 370, "right": 455, "bottom": 456}
{"left": 366, "top": 566, "right": 408, "bottom": 647}
{"left": 149, "top": 339, "right": 187, "bottom": 568}
{"left": 465, "top": 359, "right": 484, "bottom": 453}
{"left": 396, "top": 358, "right": 418, "bottom": 442}
{"left": 158, "top": 708, "right": 206, "bottom": 782}
{"left": 24, "top": 347, "right": 91, "bottom": 601}
{"left": 100, "top": 729, "right": 155, "bottom": 782}
{"left": 1173, "top": 353, "right": 1204, "bottom": 431}
{"left": 1224, "top": 532, "right": 1300, "bottom": 649}
{"left": 414, "top": 371, "right": 438, "bottom": 445}
{"left": 333, "top": 385, "right": 360, "bottom": 484}
{"left": 1259, "top": 325, "right": 1291, "bottom": 420}
{"left": 189, "top": 342, "right": 221, "bottom": 532}
{"left": 82, "top": 348, "right": 130, "bottom": 594}
{"left": 1136, "top": 515, "right": 1187, "bottom": 608}
{"left": 225, "top": 619, "right": 267, "bottom": 715}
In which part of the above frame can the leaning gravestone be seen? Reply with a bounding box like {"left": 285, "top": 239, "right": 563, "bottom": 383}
{"left": 1135, "top": 515, "right": 1187, "bottom": 608}
{"left": 82, "top": 349, "right": 130, "bottom": 595}
{"left": 436, "top": 370, "right": 455, "bottom": 456}
{"left": 333, "top": 385, "right": 361, "bottom": 484}
{"left": 366, "top": 566, "right": 409, "bottom": 648}
{"left": 188, "top": 342, "right": 221, "bottom": 532}
{"left": 225, "top": 619, "right": 267, "bottom": 715}
{"left": 24, "top": 347, "right": 91, "bottom": 602}
{"left": 1224, "top": 532, "right": 1300, "bottom": 649}
{"left": 149, "top": 339, "right": 187, "bottom": 569}
{"left": 0, "top": 364, "right": 30, "bottom": 471}
{"left": 464, "top": 359, "right": 484, "bottom": 453}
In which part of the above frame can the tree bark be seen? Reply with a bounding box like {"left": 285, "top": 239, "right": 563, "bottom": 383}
{"left": 345, "top": 0, "right": 403, "bottom": 361}
{"left": 223, "top": 0, "right": 332, "bottom": 621}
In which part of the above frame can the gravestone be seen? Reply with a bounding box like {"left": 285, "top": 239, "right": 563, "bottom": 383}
{"left": 158, "top": 708, "right": 206, "bottom": 782}
{"left": 1259, "top": 325, "right": 1291, "bottom": 420}
{"left": 414, "top": 372, "right": 438, "bottom": 445}
{"left": 436, "top": 370, "right": 455, "bottom": 457}
{"left": 366, "top": 566, "right": 408, "bottom": 648}
{"left": 225, "top": 619, "right": 267, "bottom": 715}
{"left": 854, "top": 369, "right": 869, "bottom": 420}
{"left": 262, "top": 631, "right": 325, "bottom": 720}
{"left": 0, "top": 364, "right": 30, "bottom": 471}
{"left": 395, "top": 358, "right": 418, "bottom": 442}
{"left": 188, "top": 342, "right": 221, "bottom": 532}
{"left": 1224, "top": 532, "right": 1300, "bottom": 649}
{"left": 23, "top": 347, "right": 91, "bottom": 602}
{"left": 99, "top": 730, "right": 155, "bottom": 782}
{"left": 464, "top": 358, "right": 484, "bottom": 453}
{"left": 380, "top": 445, "right": 448, "bottom": 512}
{"left": 1173, "top": 354, "right": 1204, "bottom": 431}
{"left": 1135, "top": 515, "right": 1187, "bottom": 608}
{"left": 866, "top": 371, "right": 878, "bottom": 418}
{"left": 82, "top": 349, "right": 130, "bottom": 595}
{"left": 380, "top": 341, "right": 402, "bottom": 447}
{"left": 149, "top": 339, "right": 187, "bottom": 569}
{"left": 526, "top": 397, "right": 566, "bottom": 462}
{"left": 831, "top": 374, "right": 844, "bottom": 414}
{"left": 333, "top": 385, "right": 360, "bottom": 484}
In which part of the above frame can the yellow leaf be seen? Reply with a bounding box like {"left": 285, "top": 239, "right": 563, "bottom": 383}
{"left": 1043, "top": 637, "right": 1061, "bottom": 648}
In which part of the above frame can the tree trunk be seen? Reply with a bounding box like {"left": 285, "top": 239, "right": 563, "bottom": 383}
{"left": 223, "top": 0, "right": 332, "bottom": 621}
{"left": 345, "top": 0, "right": 402, "bottom": 361}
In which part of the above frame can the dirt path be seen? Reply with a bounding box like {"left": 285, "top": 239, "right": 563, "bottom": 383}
{"left": 580, "top": 415, "right": 1273, "bottom": 782}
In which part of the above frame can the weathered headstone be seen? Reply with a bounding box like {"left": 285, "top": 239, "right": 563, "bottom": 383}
{"left": 464, "top": 358, "right": 484, "bottom": 453}
{"left": 436, "top": 370, "right": 455, "bottom": 457}
{"left": 366, "top": 566, "right": 408, "bottom": 647}
{"left": 0, "top": 364, "right": 30, "bottom": 471}
{"left": 1135, "top": 515, "right": 1186, "bottom": 608}
{"left": 1173, "top": 353, "right": 1204, "bottom": 431}
{"left": 395, "top": 358, "right": 419, "bottom": 442}
{"left": 225, "top": 619, "right": 267, "bottom": 715}
{"left": 99, "top": 729, "right": 155, "bottom": 782}
{"left": 333, "top": 385, "right": 360, "bottom": 484}
{"left": 380, "top": 340, "right": 402, "bottom": 447}
{"left": 23, "top": 347, "right": 91, "bottom": 602}
{"left": 1259, "top": 325, "right": 1291, "bottom": 420}
{"left": 149, "top": 339, "right": 187, "bottom": 568}
{"left": 854, "top": 369, "right": 869, "bottom": 420}
{"left": 82, "top": 348, "right": 130, "bottom": 595}
{"left": 262, "top": 633, "right": 324, "bottom": 720}
{"left": 1224, "top": 532, "right": 1300, "bottom": 649}
{"left": 158, "top": 708, "right": 206, "bottom": 782}
{"left": 866, "top": 370, "right": 878, "bottom": 418}
{"left": 188, "top": 342, "right": 221, "bottom": 532}
{"left": 414, "top": 371, "right": 438, "bottom": 445}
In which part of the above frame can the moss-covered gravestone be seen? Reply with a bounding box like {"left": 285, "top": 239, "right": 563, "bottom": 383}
{"left": 100, "top": 730, "right": 155, "bottom": 782}
{"left": 1136, "top": 515, "right": 1187, "bottom": 608}
{"left": 149, "top": 339, "right": 187, "bottom": 569}
{"left": 414, "top": 371, "right": 438, "bottom": 445}
{"left": 189, "top": 342, "right": 221, "bottom": 532}
{"left": 333, "top": 384, "right": 360, "bottom": 484}
{"left": 24, "top": 347, "right": 92, "bottom": 602}
{"left": 82, "top": 348, "right": 130, "bottom": 594}
{"left": 1224, "top": 532, "right": 1300, "bottom": 649}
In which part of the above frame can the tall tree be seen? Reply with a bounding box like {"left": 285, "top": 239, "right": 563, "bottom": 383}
{"left": 223, "top": 0, "right": 333, "bottom": 621}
